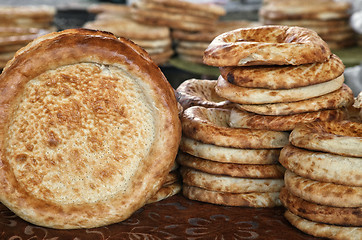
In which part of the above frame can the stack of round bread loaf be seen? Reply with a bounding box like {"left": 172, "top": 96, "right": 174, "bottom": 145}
{"left": 172, "top": 20, "right": 261, "bottom": 64}
{"left": 279, "top": 121, "right": 362, "bottom": 240}
{"left": 0, "top": 6, "right": 56, "bottom": 68}
{"left": 176, "top": 105, "right": 286, "bottom": 207}
{"left": 84, "top": 5, "right": 173, "bottom": 65}
{"left": 259, "top": 0, "right": 356, "bottom": 49}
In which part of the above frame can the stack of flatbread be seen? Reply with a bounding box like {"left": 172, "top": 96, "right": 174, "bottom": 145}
{"left": 175, "top": 83, "right": 287, "bottom": 207}
{"left": 172, "top": 20, "right": 261, "bottom": 64}
{"left": 259, "top": 0, "right": 357, "bottom": 49}
{"left": 131, "top": 0, "right": 226, "bottom": 64}
{"left": 279, "top": 121, "right": 362, "bottom": 239}
{"left": 84, "top": 5, "right": 173, "bottom": 66}
{"left": 0, "top": 5, "right": 56, "bottom": 69}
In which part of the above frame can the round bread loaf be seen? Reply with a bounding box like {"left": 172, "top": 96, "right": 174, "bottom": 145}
{"left": 183, "top": 185, "right": 281, "bottom": 207}
{"left": 215, "top": 74, "right": 344, "bottom": 104}
{"left": 181, "top": 106, "right": 289, "bottom": 149}
{"left": 235, "top": 84, "right": 354, "bottom": 116}
{"left": 284, "top": 170, "right": 362, "bottom": 208}
{"left": 280, "top": 187, "right": 361, "bottom": 226}
{"left": 203, "top": 25, "right": 331, "bottom": 67}
{"left": 180, "top": 137, "right": 280, "bottom": 164}
{"left": 219, "top": 54, "right": 344, "bottom": 90}
{"left": 280, "top": 144, "right": 362, "bottom": 186}
{"left": 181, "top": 167, "right": 284, "bottom": 193}
{"left": 0, "top": 29, "right": 181, "bottom": 229}
{"left": 229, "top": 108, "right": 345, "bottom": 131}
{"left": 175, "top": 79, "right": 233, "bottom": 110}
{"left": 284, "top": 211, "right": 362, "bottom": 240}
{"left": 290, "top": 120, "right": 362, "bottom": 157}
{"left": 177, "top": 152, "right": 285, "bottom": 179}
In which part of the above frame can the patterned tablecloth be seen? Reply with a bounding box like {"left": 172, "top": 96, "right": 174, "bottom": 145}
{"left": 0, "top": 193, "right": 320, "bottom": 240}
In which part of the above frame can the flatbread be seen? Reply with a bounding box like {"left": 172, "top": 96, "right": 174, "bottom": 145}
{"left": 235, "top": 84, "right": 354, "bottom": 116}
{"left": 284, "top": 211, "right": 362, "bottom": 240}
{"left": 215, "top": 74, "right": 344, "bottom": 104}
{"left": 219, "top": 54, "right": 344, "bottom": 90}
{"left": 180, "top": 137, "right": 280, "bottom": 164}
{"left": 181, "top": 167, "right": 284, "bottom": 193}
{"left": 177, "top": 152, "right": 285, "bottom": 179}
{"left": 183, "top": 185, "right": 281, "bottom": 207}
{"left": 146, "top": 182, "right": 181, "bottom": 204}
{"left": 284, "top": 170, "right": 362, "bottom": 208}
{"left": 290, "top": 120, "right": 362, "bottom": 157}
{"left": 175, "top": 79, "right": 233, "bottom": 110}
{"left": 280, "top": 187, "right": 361, "bottom": 226}
{"left": 280, "top": 144, "right": 362, "bottom": 186}
{"left": 229, "top": 108, "right": 345, "bottom": 131}
{"left": 181, "top": 106, "right": 290, "bottom": 149}
{"left": 0, "top": 29, "right": 181, "bottom": 229}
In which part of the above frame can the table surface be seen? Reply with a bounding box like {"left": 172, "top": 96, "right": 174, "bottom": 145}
{"left": 0, "top": 193, "right": 322, "bottom": 240}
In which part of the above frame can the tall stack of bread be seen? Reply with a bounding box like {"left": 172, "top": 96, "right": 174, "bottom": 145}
{"left": 175, "top": 25, "right": 356, "bottom": 210}
{"left": 84, "top": 4, "right": 173, "bottom": 65}
{"left": 0, "top": 5, "right": 56, "bottom": 68}
{"left": 131, "top": 0, "right": 226, "bottom": 64}
{"left": 279, "top": 121, "right": 361, "bottom": 239}
{"left": 259, "top": 0, "right": 356, "bottom": 49}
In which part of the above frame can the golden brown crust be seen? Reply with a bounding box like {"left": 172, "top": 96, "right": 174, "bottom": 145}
{"left": 280, "top": 187, "right": 361, "bottom": 226}
{"left": 183, "top": 185, "right": 281, "bottom": 207}
{"left": 229, "top": 108, "right": 346, "bottom": 131}
{"left": 0, "top": 29, "right": 181, "bottom": 229}
{"left": 181, "top": 106, "right": 289, "bottom": 149}
{"left": 284, "top": 170, "right": 362, "bottom": 208}
{"left": 180, "top": 167, "right": 284, "bottom": 193}
{"left": 203, "top": 25, "right": 331, "bottom": 67}
{"left": 280, "top": 145, "right": 362, "bottom": 187}
{"left": 146, "top": 182, "right": 181, "bottom": 204}
{"left": 284, "top": 210, "right": 362, "bottom": 240}
{"left": 290, "top": 120, "right": 362, "bottom": 157}
{"left": 177, "top": 152, "right": 285, "bottom": 179}
{"left": 215, "top": 74, "right": 344, "bottom": 104}
{"left": 220, "top": 54, "right": 344, "bottom": 89}
{"left": 175, "top": 79, "right": 233, "bottom": 110}
{"left": 235, "top": 84, "right": 354, "bottom": 116}
{"left": 179, "top": 137, "right": 280, "bottom": 164}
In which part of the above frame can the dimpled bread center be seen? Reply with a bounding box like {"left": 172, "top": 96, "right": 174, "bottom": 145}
{"left": 6, "top": 63, "right": 155, "bottom": 204}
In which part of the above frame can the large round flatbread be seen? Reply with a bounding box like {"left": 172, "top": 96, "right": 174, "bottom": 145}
{"left": 280, "top": 144, "right": 362, "bottom": 186}
{"left": 284, "top": 211, "right": 362, "bottom": 240}
{"left": 229, "top": 108, "right": 345, "bottom": 131}
{"left": 180, "top": 137, "right": 280, "bottom": 164}
{"left": 284, "top": 170, "right": 362, "bottom": 208}
{"left": 175, "top": 79, "right": 233, "bottom": 110}
{"left": 235, "top": 84, "right": 354, "bottom": 116}
{"left": 215, "top": 74, "right": 344, "bottom": 104}
{"left": 280, "top": 187, "right": 361, "bottom": 226}
{"left": 220, "top": 54, "right": 344, "bottom": 90}
{"left": 181, "top": 106, "right": 289, "bottom": 149}
{"left": 183, "top": 185, "right": 281, "bottom": 207}
{"left": 181, "top": 167, "right": 284, "bottom": 193}
{"left": 146, "top": 182, "right": 181, "bottom": 204}
{"left": 0, "top": 29, "right": 181, "bottom": 229}
{"left": 177, "top": 152, "right": 285, "bottom": 179}
{"left": 290, "top": 120, "right": 362, "bottom": 157}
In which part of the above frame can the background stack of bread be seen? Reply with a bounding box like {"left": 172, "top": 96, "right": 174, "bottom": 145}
{"left": 0, "top": 5, "right": 56, "bottom": 68}
{"left": 131, "top": 0, "right": 226, "bottom": 64}
{"left": 84, "top": 4, "right": 173, "bottom": 65}
{"left": 172, "top": 20, "right": 261, "bottom": 64}
{"left": 279, "top": 121, "right": 362, "bottom": 239}
{"left": 259, "top": 0, "right": 356, "bottom": 49}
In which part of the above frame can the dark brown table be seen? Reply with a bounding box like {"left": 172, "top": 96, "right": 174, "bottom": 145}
{"left": 0, "top": 193, "right": 322, "bottom": 240}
